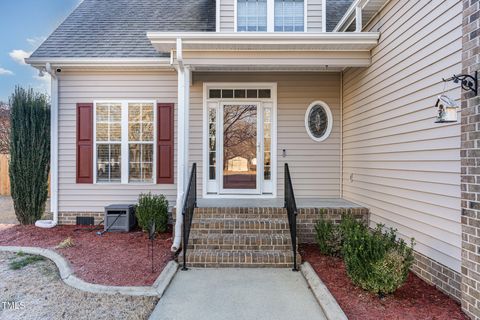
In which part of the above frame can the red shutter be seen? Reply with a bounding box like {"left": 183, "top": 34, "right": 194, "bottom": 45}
{"left": 157, "top": 103, "right": 174, "bottom": 184}
{"left": 76, "top": 103, "right": 94, "bottom": 183}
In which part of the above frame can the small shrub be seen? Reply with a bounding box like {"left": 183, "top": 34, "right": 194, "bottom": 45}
{"left": 136, "top": 193, "right": 169, "bottom": 235}
{"left": 9, "top": 254, "right": 44, "bottom": 270}
{"left": 342, "top": 223, "right": 414, "bottom": 295}
{"left": 315, "top": 219, "right": 342, "bottom": 256}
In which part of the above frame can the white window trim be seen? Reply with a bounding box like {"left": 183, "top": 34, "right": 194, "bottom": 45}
{"left": 93, "top": 100, "right": 157, "bottom": 185}
{"left": 233, "top": 0, "right": 307, "bottom": 33}
{"left": 202, "top": 82, "right": 278, "bottom": 199}
{"left": 305, "top": 100, "right": 333, "bottom": 142}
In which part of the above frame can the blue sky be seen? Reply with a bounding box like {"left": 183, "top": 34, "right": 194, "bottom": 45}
{"left": 0, "top": 0, "right": 81, "bottom": 102}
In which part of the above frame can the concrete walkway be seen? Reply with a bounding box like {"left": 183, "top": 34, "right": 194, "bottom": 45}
{"left": 150, "top": 268, "right": 326, "bottom": 320}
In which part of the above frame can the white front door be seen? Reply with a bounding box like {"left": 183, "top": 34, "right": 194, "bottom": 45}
{"left": 203, "top": 84, "right": 276, "bottom": 197}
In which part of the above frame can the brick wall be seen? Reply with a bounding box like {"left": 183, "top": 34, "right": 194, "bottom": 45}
{"left": 461, "top": 0, "right": 480, "bottom": 318}
{"left": 58, "top": 212, "right": 103, "bottom": 225}
{"left": 296, "top": 207, "right": 369, "bottom": 243}
{"left": 411, "top": 251, "right": 462, "bottom": 302}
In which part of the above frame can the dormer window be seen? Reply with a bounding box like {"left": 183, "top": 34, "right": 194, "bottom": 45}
{"left": 236, "top": 0, "right": 305, "bottom": 32}
{"left": 274, "top": 0, "right": 304, "bottom": 32}
{"left": 237, "top": 0, "right": 268, "bottom": 32}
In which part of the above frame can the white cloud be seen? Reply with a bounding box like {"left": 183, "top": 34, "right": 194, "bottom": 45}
{"left": 26, "top": 36, "right": 46, "bottom": 48}
{"left": 9, "top": 49, "right": 32, "bottom": 65}
{"left": 0, "top": 67, "right": 14, "bottom": 76}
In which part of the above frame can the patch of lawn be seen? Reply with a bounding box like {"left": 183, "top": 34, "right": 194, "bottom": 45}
{"left": 9, "top": 254, "right": 44, "bottom": 270}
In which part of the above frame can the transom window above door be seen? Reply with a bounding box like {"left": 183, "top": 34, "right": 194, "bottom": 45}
{"left": 236, "top": 0, "right": 305, "bottom": 32}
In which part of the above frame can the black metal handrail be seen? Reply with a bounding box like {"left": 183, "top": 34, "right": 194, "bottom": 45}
{"left": 284, "top": 163, "right": 298, "bottom": 271}
{"left": 181, "top": 163, "right": 197, "bottom": 270}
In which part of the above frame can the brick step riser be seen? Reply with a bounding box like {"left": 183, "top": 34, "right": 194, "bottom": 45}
{"left": 193, "top": 214, "right": 288, "bottom": 219}
{"left": 187, "top": 244, "right": 293, "bottom": 251}
{"left": 190, "top": 229, "right": 291, "bottom": 235}
{"left": 178, "top": 253, "right": 302, "bottom": 266}
{"left": 189, "top": 237, "right": 292, "bottom": 246}
{"left": 179, "top": 263, "right": 296, "bottom": 268}
{"left": 191, "top": 222, "right": 289, "bottom": 231}
{"left": 194, "top": 208, "right": 287, "bottom": 214}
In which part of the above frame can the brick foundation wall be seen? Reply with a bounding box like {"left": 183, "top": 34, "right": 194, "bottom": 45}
{"left": 58, "top": 212, "right": 103, "bottom": 225}
{"left": 296, "top": 207, "right": 370, "bottom": 243}
{"left": 461, "top": 0, "right": 480, "bottom": 318}
{"left": 411, "top": 251, "right": 462, "bottom": 302}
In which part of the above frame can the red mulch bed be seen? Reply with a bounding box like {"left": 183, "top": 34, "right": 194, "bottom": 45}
{"left": 300, "top": 244, "right": 468, "bottom": 320}
{"left": 0, "top": 224, "right": 174, "bottom": 286}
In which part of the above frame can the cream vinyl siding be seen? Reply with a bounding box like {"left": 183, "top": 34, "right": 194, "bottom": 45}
{"left": 57, "top": 71, "right": 177, "bottom": 212}
{"left": 307, "top": 0, "right": 323, "bottom": 32}
{"left": 190, "top": 72, "right": 341, "bottom": 199}
{"left": 219, "top": 0, "right": 235, "bottom": 32}
{"left": 219, "top": 0, "right": 324, "bottom": 32}
{"left": 342, "top": 0, "right": 462, "bottom": 271}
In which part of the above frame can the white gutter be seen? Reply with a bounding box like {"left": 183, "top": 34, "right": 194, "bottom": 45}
{"left": 25, "top": 57, "right": 172, "bottom": 69}
{"left": 147, "top": 32, "right": 380, "bottom": 52}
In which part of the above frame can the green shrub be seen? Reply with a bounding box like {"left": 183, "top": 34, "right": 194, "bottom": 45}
{"left": 9, "top": 87, "right": 50, "bottom": 225}
{"left": 342, "top": 223, "right": 414, "bottom": 295}
{"left": 315, "top": 219, "right": 343, "bottom": 256}
{"left": 136, "top": 193, "right": 169, "bottom": 234}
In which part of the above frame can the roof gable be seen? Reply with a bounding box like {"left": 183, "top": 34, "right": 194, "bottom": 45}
{"left": 30, "top": 0, "right": 216, "bottom": 58}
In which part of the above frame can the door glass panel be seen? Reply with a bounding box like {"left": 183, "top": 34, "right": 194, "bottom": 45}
{"left": 264, "top": 107, "right": 272, "bottom": 181}
{"left": 223, "top": 104, "right": 257, "bottom": 189}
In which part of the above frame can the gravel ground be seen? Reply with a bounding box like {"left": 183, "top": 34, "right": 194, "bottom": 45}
{"left": 0, "top": 252, "right": 158, "bottom": 320}
{"left": 0, "top": 197, "right": 17, "bottom": 225}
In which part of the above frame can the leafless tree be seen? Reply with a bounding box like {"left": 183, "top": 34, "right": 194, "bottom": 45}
{"left": 0, "top": 101, "right": 11, "bottom": 154}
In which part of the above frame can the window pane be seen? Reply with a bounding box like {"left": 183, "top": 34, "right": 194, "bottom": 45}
{"left": 129, "top": 123, "right": 141, "bottom": 141}
{"left": 142, "top": 105, "right": 154, "bottom": 122}
{"left": 142, "top": 122, "right": 153, "bottom": 141}
{"left": 209, "top": 89, "right": 221, "bottom": 99}
{"left": 247, "top": 89, "right": 258, "bottom": 98}
{"left": 275, "top": 0, "right": 304, "bottom": 32}
{"left": 110, "top": 105, "right": 122, "bottom": 122}
{"left": 222, "top": 89, "right": 234, "bottom": 98}
{"left": 96, "top": 105, "right": 109, "bottom": 122}
{"left": 129, "top": 143, "right": 154, "bottom": 183}
{"left": 96, "top": 123, "right": 108, "bottom": 141}
{"left": 128, "top": 104, "right": 141, "bottom": 122}
{"left": 97, "top": 144, "right": 121, "bottom": 182}
{"left": 235, "top": 89, "right": 246, "bottom": 98}
{"left": 259, "top": 89, "right": 271, "bottom": 98}
{"left": 238, "top": 0, "right": 267, "bottom": 32}
{"left": 110, "top": 123, "right": 122, "bottom": 141}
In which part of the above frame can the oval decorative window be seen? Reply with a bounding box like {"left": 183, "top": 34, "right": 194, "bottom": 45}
{"left": 305, "top": 101, "right": 333, "bottom": 142}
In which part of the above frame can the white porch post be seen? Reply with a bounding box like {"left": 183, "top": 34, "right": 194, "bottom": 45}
{"left": 172, "top": 38, "right": 191, "bottom": 252}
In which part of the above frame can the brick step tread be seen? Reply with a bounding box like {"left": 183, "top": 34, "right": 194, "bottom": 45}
{"left": 178, "top": 250, "right": 301, "bottom": 262}
{"left": 194, "top": 208, "right": 287, "bottom": 214}
{"left": 190, "top": 229, "right": 291, "bottom": 235}
{"left": 187, "top": 233, "right": 290, "bottom": 248}
{"left": 179, "top": 263, "right": 297, "bottom": 268}
{"left": 190, "top": 218, "right": 289, "bottom": 231}
{"left": 193, "top": 213, "right": 288, "bottom": 219}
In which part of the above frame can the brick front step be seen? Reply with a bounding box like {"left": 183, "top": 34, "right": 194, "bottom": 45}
{"left": 178, "top": 250, "right": 302, "bottom": 268}
{"left": 190, "top": 218, "right": 289, "bottom": 232}
{"left": 187, "top": 233, "right": 293, "bottom": 251}
{"left": 194, "top": 207, "right": 287, "bottom": 219}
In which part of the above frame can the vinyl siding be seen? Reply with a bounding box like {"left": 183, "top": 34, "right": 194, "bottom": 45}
{"left": 219, "top": 0, "right": 324, "bottom": 32}
{"left": 190, "top": 72, "right": 341, "bottom": 199}
{"left": 57, "top": 71, "right": 178, "bottom": 212}
{"left": 342, "top": 0, "right": 462, "bottom": 271}
{"left": 219, "top": 0, "right": 235, "bottom": 32}
{"left": 307, "top": 0, "right": 323, "bottom": 32}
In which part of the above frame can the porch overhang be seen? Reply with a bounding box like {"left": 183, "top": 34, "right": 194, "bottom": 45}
{"left": 147, "top": 32, "right": 380, "bottom": 71}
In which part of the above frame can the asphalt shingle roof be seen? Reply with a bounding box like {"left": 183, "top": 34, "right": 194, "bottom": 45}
{"left": 30, "top": 0, "right": 216, "bottom": 58}
{"left": 326, "top": 0, "right": 354, "bottom": 32}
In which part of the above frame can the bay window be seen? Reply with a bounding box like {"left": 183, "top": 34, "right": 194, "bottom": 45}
{"left": 94, "top": 101, "right": 156, "bottom": 184}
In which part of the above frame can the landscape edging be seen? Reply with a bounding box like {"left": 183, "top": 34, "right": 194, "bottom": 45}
{"left": 301, "top": 262, "right": 348, "bottom": 320}
{"left": 0, "top": 245, "right": 178, "bottom": 297}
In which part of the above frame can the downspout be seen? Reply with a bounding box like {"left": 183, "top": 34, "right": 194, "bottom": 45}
{"left": 35, "top": 62, "right": 58, "bottom": 228}
{"left": 172, "top": 38, "right": 190, "bottom": 252}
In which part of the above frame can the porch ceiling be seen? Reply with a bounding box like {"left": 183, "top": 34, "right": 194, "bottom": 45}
{"left": 147, "top": 32, "right": 380, "bottom": 69}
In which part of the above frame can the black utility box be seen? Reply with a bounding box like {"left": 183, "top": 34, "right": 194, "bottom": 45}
{"left": 104, "top": 204, "right": 136, "bottom": 232}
